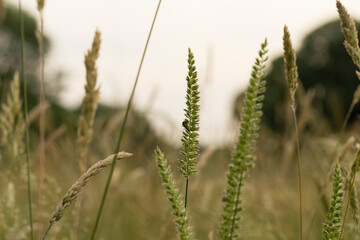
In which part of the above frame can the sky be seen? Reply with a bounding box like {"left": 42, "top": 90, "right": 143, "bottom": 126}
{"left": 7, "top": 0, "right": 360, "bottom": 146}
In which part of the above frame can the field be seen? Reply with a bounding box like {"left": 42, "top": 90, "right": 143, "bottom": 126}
{"left": 1, "top": 1, "right": 360, "bottom": 240}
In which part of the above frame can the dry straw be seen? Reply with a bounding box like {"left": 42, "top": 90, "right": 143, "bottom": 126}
{"left": 77, "top": 30, "right": 101, "bottom": 172}
{"left": 41, "top": 152, "right": 132, "bottom": 240}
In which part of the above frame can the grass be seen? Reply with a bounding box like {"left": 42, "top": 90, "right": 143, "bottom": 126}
{"left": 1, "top": 0, "right": 360, "bottom": 239}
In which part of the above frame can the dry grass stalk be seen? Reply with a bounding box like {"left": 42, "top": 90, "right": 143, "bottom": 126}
{"left": 37, "top": 0, "right": 45, "bottom": 11}
{"left": 283, "top": 25, "right": 303, "bottom": 240}
{"left": 73, "top": 30, "right": 101, "bottom": 239}
{"left": 77, "top": 30, "right": 101, "bottom": 173}
{"left": 0, "top": 72, "right": 25, "bottom": 176}
{"left": 42, "top": 151, "right": 132, "bottom": 240}
{"left": 36, "top": 1, "right": 46, "bottom": 233}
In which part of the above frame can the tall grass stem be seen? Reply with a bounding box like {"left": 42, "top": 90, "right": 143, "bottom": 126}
{"left": 37, "top": 7, "right": 46, "bottom": 236}
{"left": 340, "top": 151, "right": 360, "bottom": 238}
{"left": 185, "top": 177, "right": 189, "bottom": 208}
{"left": 19, "top": 0, "right": 34, "bottom": 239}
{"left": 90, "top": 1, "right": 162, "bottom": 238}
{"left": 292, "top": 106, "right": 303, "bottom": 240}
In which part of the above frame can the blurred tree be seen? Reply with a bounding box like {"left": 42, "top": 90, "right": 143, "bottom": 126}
{"left": 0, "top": 4, "right": 50, "bottom": 107}
{"left": 233, "top": 20, "right": 360, "bottom": 132}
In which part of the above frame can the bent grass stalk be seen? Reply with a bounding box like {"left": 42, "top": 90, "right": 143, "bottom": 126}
{"left": 19, "top": 0, "right": 34, "bottom": 239}
{"left": 41, "top": 152, "right": 132, "bottom": 240}
{"left": 90, "top": 1, "right": 162, "bottom": 238}
{"left": 283, "top": 25, "right": 303, "bottom": 240}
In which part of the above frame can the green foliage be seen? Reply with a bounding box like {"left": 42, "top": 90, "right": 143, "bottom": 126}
{"left": 218, "top": 39, "right": 268, "bottom": 240}
{"left": 323, "top": 163, "right": 344, "bottom": 240}
{"left": 179, "top": 48, "right": 200, "bottom": 178}
{"left": 155, "top": 147, "right": 194, "bottom": 240}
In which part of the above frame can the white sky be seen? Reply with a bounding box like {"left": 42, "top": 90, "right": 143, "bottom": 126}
{"left": 8, "top": 0, "right": 360, "bottom": 146}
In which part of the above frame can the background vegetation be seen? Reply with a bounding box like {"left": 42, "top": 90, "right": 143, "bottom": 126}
{"left": 1, "top": 1, "right": 360, "bottom": 240}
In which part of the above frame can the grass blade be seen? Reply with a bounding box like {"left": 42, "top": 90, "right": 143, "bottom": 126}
{"left": 90, "top": 1, "right": 162, "bottom": 238}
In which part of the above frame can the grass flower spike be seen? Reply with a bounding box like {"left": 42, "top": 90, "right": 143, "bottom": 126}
{"left": 77, "top": 30, "right": 101, "bottom": 172}
{"left": 156, "top": 147, "right": 194, "bottom": 240}
{"left": 179, "top": 48, "right": 200, "bottom": 208}
{"left": 218, "top": 39, "right": 268, "bottom": 240}
{"left": 336, "top": 0, "right": 360, "bottom": 71}
{"left": 283, "top": 25, "right": 298, "bottom": 103}
{"left": 179, "top": 48, "right": 200, "bottom": 178}
{"left": 323, "top": 163, "right": 344, "bottom": 240}
{"left": 283, "top": 25, "right": 304, "bottom": 240}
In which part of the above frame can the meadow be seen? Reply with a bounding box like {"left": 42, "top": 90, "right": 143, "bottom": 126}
{"left": 1, "top": 1, "right": 360, "bottom": 240}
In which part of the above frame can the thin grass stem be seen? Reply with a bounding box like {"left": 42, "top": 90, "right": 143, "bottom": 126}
{"left": 291, "top": 105, "right": 303, "bottom": 240}
{"left": 19, "top": 0, "right": 34, "bottom": 239}
{"left": 89, "top": 1, "right": 162, "bottom": 238}
{"left": 185, "top": 177, "right": 189, "bottom": 208}
{"left": 229, "top": 172, "right": 244, "bottom": 239}
{"left": 340, "top": 151, "right": 360, "bottom": 239}
{"left": 37, "top": 7, "right": 46, "bottom": 236}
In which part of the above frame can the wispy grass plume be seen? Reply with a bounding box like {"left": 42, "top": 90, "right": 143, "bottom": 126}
{"left": 74, "top": 29, "right": 101, "bottom": 239}
{"left": 41, "top": 152, "right": 132, "bottom": 240}
{"left": 156, "top": 147, "right": 194, "bottom": 240}
{"left": 179, "top": 48, "right": 200, "bottom": 208}
{"left": 0, "top": 72, "right": 25, "bottom": 176}
{"left": 283, "top": 25, "right": 303, "bottom": 240}
{"left": 218, "top": 39, "right": 268, "bottom": 240}
{"left": 323, "top": 163, "right": 344, "bottom": 240}
{"left": 77, "top": 30, "right": 101, "bottom": 173}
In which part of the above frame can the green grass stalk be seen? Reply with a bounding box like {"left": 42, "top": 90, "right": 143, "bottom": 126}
{"left": 179, "top": 48, "right": 200, "bottom": 209}
{"left": 340, "top": 150, "right": 360, "bottom": 239}
{"left": 323, "top": 163, "right": 344, "bottom": 240}
{"left": 155, "top": 147, "right": 194, "bottom": 240}
{"left": 19, "top": 0, "right": 33, "bottom": 239}
{"left": 90, "top": 1, "right": 162, "bottom": 238}
{"left": 218, "top": 39, "right": 268, "bottom": 240}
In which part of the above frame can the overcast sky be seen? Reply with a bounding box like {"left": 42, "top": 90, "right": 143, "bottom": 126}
{"left": 8, "top": 0, "right": 360, "bottom": 146}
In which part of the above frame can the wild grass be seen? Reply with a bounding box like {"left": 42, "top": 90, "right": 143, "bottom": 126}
{"left": 36, "top": 0, "right": 46, "bottom": 235}
{"left": 18, "top": 0, "right": 34, "bottom": 238}
{"left": 2, "top": 0, "right": 360, "bottom": 239}
{"left": 283, "top": 25, "right": 303, "bottom": 240}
